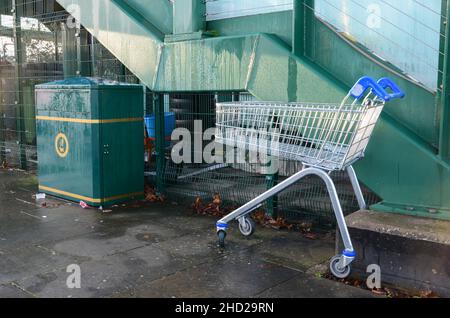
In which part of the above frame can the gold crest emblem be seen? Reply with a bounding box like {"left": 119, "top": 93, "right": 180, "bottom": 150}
{"left": 55, "top": 133, "right": 69, "bottom": 158}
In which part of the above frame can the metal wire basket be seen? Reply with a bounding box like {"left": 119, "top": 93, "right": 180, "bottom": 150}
{"left": 216, "top": 77, "right": 405, "bottom": 171}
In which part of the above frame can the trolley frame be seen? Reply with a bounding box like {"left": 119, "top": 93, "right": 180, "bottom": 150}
{"left": 214, "top": 76, "right": 405, "bottom": 278}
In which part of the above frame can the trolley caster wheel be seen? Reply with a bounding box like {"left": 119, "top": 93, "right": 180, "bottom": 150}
{"left": 329, "top": 255, "right": 351, "bottom": 279}
{"left": 238, "top": 217, "right": 256, "bottom": 237}
{"left": 217, "top": 230, "right": 227, "bottom": 248}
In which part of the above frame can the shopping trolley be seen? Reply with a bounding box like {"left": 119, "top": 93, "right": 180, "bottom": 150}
{"left": 214, "top": 76, "right": 405, "bottom": 278}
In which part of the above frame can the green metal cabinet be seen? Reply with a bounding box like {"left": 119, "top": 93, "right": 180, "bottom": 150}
{"left": 35, "top": 77, "right": 145, "bottom": 206}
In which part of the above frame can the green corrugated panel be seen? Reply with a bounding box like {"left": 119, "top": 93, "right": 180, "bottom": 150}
{"left": 35, "top": 77, "right": 144, "bottom": 206}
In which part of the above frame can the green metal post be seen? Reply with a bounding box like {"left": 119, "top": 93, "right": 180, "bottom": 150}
{"left": 54, "top": 22, "right": 59, "bottom": 62}
{"left": 76, "top": 24, "right": 82, "bottom": 76}
{"left": 61, "top": 22, "right": 78, "bottom": 78}
{"left": 154, "top": 93, "right": 166, "bottom": 194}
{"left": 12, "top": 0, "right": 27, "bottom": 170}
{"left": 0, "top": 98, "right": 5, "bottom": 164}
{"left": 0, "top": 72, "right": 4, "bottom": 164}
{"left": 90, "top": 34, "right": 96, "bottom": 77}
{"left": 145, "top": 88, "right": 152, "bottom": 115}
{"left": 266, "top": 173, "right": 279, "bottom": 218}
{"left": 293, "top": 0, "right": 315, "bottom": 57}
{"left": 121, "top": 63, "right": 127, "bottom": 82}
{"left": 438, "top": 0, "right": 450, "bottom": 161}
{"left": 79, "top": 29, "right": 92, "bottom": 76}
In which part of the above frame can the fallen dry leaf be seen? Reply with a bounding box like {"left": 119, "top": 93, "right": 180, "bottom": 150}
{"left": 191, "top": 194, "right": 229, "bottom": 217}
{"left": 419, "top": 290, "right": 439, "bottom": 298}
{"left": 371, "top": 288, "right": 387, "bottom": 296}
{"left": 303, "top": 232, "right": 318, "bottom": 240}
{"left": 144, "top": 185, "right": 165, "bottom": 203}
{"left": 212, "top": 193, "right": 222, "bottom": 206}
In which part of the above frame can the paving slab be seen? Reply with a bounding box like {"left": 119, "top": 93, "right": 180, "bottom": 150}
{"left": 254, "top": 234, "right": 335, "bottom": 272}
{"left": 0, "top": 244, "right": 82, "bottom": 285}
{"left": 0, "top": 170, "right": 381, "bottom": 298}
{"left": 130, "top": 253, "right": 301, "bottom": 298}
{"left": 256, "top": 273, "right": 376, "bottom": 298}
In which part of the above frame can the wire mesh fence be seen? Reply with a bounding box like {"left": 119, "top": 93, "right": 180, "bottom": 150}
{"left": 310, "top": 0, "right": 444, "bottom": 92}
{"left": 146, "top": 92, "right": 380, "bottom": 226}
{"left": 162, "top": 160, "right": 380, "bottom": 226}
{"left": 0, "top": 0, "right": 140, "bottom": 170}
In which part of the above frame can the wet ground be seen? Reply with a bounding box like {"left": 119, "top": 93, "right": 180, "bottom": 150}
{"left": 0, "top": 169, "right": 374, "bottom": 298}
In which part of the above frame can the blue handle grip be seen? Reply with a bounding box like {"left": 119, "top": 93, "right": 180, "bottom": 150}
{"left": 350, "top": 76, "right": 391, "bottom": 101}
{"left": 377, "top": 78, "right": 406, "bottom": 100}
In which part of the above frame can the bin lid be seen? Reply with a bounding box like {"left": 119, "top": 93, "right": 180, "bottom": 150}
{"left": 35, "top": 77, "right": 143, "bottom": 90}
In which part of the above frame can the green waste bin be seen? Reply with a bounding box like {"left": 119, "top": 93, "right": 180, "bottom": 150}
{"left": 35, "top": 77, "right": 145, "bottom": 206}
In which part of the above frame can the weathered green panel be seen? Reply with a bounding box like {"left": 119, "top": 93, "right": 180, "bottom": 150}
{"left": 157, "top": 33, "right": 345, "bottom": 103}
{"left": 36, "top": 78, "right": 144, "bottom": 206}
{"left": 98, "top": 86, "right": 145, "bottom": 200}
{"left": 248, "top": 34, "right": 345, "bottom": 103}
{"left": 156, "top": 35, "right": 258, "bottom": 92}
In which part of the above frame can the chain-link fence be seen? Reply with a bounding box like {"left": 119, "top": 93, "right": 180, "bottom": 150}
{"left": 0, "top": 0, "right": 140, "bottom": 170}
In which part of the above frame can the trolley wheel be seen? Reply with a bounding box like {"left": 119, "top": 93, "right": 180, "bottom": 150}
{"left": 329, "top": 255, "right": 351, "bottom": 279}
{"left": 238, "top": 217, "right": 256, "bottom": 237}
{"left": 217, "top": 230, "right": 227, "bottom": 248}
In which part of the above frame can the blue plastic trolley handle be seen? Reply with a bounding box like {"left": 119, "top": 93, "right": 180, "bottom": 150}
{"left": 377, "top": 77, "right": 406, "bottom": 100}
{"left": 349, "top": 76, "right": 405, "bottom": 102}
